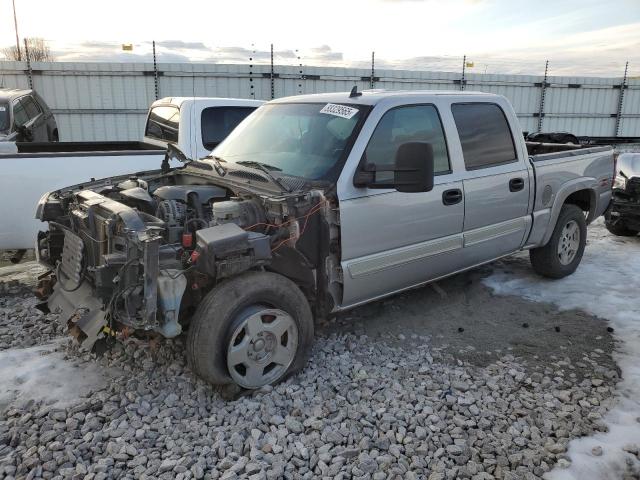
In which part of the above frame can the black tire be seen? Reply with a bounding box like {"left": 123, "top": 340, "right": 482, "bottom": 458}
{"left": 51, "top": 129, "right": 59, "bottom": 142}
{"left": 530, "top": 204, "right": 587, "bottom": 278}
{"left": 186, "top": 271, "right": 314, "bottom": 387}
{"left": 604, "top": 211, "right": 638, "bottom": 237}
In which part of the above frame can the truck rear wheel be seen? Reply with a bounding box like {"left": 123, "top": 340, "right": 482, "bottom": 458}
{"left": 186, "top": 271, "right": 314, "bottom": 389}
{"left": 529, "top": 204, "right": 587, "bottom": 278}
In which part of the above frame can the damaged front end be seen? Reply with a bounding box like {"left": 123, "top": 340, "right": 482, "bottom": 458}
{"left": 35, "top": 168, "right": 334, "bottom": 350}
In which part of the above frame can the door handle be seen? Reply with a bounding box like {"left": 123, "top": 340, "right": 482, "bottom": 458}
{"left": 509, "top": 177, "right": 525, "bottom": 192}
{"left": 442, "top": 188, "right": 463, "bottom": 206}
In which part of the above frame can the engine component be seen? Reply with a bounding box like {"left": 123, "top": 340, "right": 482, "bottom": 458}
{"left": 118, "top": 177, "right": 148, "bottom": 191}
{"left": 157, "top": 270, "right": 187, "bottom": 338}
{"left": 155, "top": 200, "right": 187, "bottom": 243}
{"left": 212, "top": 198, "right": 265, "bottom": 229}
{"left": 119, "top": 187, "right": 155, "bottom": 213}
{"left": 195, "top": 223, "right": 271, "bottom": 279}
{"left": 154, "top": 185, "right": 226, "bottom": 204}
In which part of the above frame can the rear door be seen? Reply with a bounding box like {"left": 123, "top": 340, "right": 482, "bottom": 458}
{"left": 451, "top": 102, "right": 530, "bottom": 264}
{"left": 339, "top": 102, "right": 466, "bottom": 307}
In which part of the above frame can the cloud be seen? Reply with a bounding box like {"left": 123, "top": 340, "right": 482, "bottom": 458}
{"left": 156, "top": 40, "right": 207, "bottom": 50}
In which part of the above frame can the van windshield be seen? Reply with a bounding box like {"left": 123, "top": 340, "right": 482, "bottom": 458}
{"left": 212, "top": 103, "right": 368, "bottom": 181}
{"left": 0, "top": 103, "right": 9, "bottom": 133}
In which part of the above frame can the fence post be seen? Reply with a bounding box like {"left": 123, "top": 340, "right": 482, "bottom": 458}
{"left": 614, "top": 61, "right": 629, "bottom": 137}
{"left": 296, "top": 49, "right": 303, "bottom": 95}
{"left": 249, "top": 44, "right": 255, "bottom": 99}
{"left": 371, "top": 51, "right": 375, "bottom": 89}
{"left": 152, "top": 40, "right": 159, "bottom": 100}
{"left": 460, "top": 55, "right": 466, "bottom": 91}
{"left": 536, "top": 60, "right": 549, "bottom": 133}
{"left": 23, "top": 38, "right": 33, "bottom": 89}
{"left": 270, "top": 43, "right": 275, "bottom": 100}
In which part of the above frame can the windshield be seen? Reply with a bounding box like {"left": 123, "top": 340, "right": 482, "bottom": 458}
{"left": 212, "top": 102, "right": 368, "bottom": 181}
{"left": 0, "top": 103, "right": 9, "bottom": 134}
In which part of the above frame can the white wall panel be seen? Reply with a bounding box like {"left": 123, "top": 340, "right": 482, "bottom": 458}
{"left": 0, "top": 61, "right": 638, "bottom": 141}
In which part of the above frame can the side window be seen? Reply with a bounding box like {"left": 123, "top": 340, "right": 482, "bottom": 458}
{"left": 363, "top": 105, "right": 450, "bottom": 184}
{"left": 201, "top": 106, "right": 256, "bottom": 151}
{"left": 145, "top": 105, "right": 180, "bottom": 143}
{"left": 12, "top": 100, "right": 28, "bottom": 128}
{"left": 451, "top": 103, "right": 517, "bottom": 170}
{"left": 21, "top": 96, "right": 41, "bottom": 120}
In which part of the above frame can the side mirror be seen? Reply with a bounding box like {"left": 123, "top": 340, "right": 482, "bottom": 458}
{"left": 394, "top": 142, "right": 435, "bottom": 193}
{"left": 17, "top": 125, "right": 33, "bottom": 142}
{"left": 354, "top": 142, "right": 435, "bottom": 193}
{"left": 166, "top": 142, "right": 189, "bottom": 163}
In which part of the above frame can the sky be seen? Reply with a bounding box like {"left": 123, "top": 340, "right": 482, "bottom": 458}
{"left": 1, "top": 0, "right": 639, "bottom": 76}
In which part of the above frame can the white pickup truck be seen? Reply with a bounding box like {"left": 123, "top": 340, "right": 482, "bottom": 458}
{"left": 0, "top": 97, "right": 262, "bottom": 250}
{"left": 36, "top": 89, "right": 613, "bottom": 390}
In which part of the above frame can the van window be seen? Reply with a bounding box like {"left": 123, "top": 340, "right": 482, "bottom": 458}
{"left": 145, "top": 105, "right": 180, "bottom": 143}
{"left": 451, "top": 103, "right": 517, "bottom": 170}
{"left": 364, "top": 105, "right": 450, "bottom": 184}
{"left": 21, "top": 96, "right": 41, "bottom": 119}
{"left": 201, "top": 106, "right": 256, "bottom": 151}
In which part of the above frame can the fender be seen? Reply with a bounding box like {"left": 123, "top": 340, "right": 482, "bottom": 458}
{"left": 540, "top": 177, "right": 597, "bottom": 246}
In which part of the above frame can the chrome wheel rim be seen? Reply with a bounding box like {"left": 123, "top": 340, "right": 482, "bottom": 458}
{"left": 226, "top": 306, "right": 298, "bottom": 389}
{"left": 557, "top": 220, "right": 580, "bottom": 265}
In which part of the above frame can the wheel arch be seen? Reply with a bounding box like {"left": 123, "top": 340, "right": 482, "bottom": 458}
{"left": 541, "top": 180, "right": 597, "bottom": 246}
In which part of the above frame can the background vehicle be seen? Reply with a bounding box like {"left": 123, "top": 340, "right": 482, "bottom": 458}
{"left": 605, "top": 153, "right": 640, "bottom": 236}
{"left": 526, "top": 131, "right": 579, "bottom": 145}
{"left": 0, "top": 88, "right": 58, "bottom": 142}
{"left": 0, "top": 97, "right": 263, "bottom": 249}
{"left": 35, "top": 90, "right": 613, "bottom": 390}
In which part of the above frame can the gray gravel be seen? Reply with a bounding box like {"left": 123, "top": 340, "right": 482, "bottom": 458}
{"left": 0, "top": 263, "right": 630, "bottom": 480}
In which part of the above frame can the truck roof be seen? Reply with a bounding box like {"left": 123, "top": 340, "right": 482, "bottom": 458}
{"left": 270, "top": 89, "right": 503, "bottom": 106}
{"left": 0, "top": 88, "right": 33, "bottom": 102}
{"left": 152, "top": 97, "right": 264, "bottom": 108}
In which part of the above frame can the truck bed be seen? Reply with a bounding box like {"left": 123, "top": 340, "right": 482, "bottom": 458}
{"left": 526, "top": 142, "right": 608, "bottom": 157}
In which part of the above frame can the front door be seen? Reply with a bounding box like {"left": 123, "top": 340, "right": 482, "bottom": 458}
{"left": 339, "top": 104, "right": 465, "bottom": 307}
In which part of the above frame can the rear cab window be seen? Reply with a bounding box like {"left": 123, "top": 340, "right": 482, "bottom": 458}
{"left": 201, "top": 106, "right": 256, "bottom": 151}
{"left": 363, "top": 104, "right": 451, "bottom": 185}
{"left": 20, "top": 96, "right": 42, "bottom": 120}
{"left": 145, "top": 105, "right": 180, "bottom": 143}
{"left": 451, "top": 103, "right": 517, "bottom": 170}
{"left": 12, "top": 99, "right": 29, "bottom": 128}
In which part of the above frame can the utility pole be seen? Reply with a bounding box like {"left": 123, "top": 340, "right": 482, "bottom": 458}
{"left": 460, "top": 55, "right": 466, "bottom": 91}
{"left": 12, "top": 0, "right": 22, "bottom": 61}
{"left": 614, "top": 61, "right": 629, "bottom": 138}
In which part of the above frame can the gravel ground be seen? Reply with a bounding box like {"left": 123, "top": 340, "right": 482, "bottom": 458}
{"left": 0, "top": 261, "right": 628, "bottom": 480}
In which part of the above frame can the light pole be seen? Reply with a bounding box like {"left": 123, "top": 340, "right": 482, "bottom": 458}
{"left": 12, "top": 0, "right": 22, "bottom": 61}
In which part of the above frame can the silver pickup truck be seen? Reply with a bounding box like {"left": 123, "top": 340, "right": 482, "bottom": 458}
{"left": 35, "top": 90, "right": 613, "bottom": 390}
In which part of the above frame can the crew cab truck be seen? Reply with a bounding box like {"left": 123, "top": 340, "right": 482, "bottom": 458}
{"left": 35, "top": 90, "right": 613, "bottom": 390}
{"left": 0, "top": 97, "right": 262, "bottom": 250}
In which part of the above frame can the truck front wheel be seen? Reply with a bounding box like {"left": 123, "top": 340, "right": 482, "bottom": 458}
{"left": 529, "top": 204, "right": 587, "bottom": 278}
{"left": 187, "top": 271, "right": 314, "bottom": 389}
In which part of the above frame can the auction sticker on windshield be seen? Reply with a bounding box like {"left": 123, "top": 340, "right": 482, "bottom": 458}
{"left": 320, "top": 103, "right": 359, "bottom": 119}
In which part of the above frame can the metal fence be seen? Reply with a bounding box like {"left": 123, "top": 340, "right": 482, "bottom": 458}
{"left": 1, "top": 59, "right": 639, "bottom": 141}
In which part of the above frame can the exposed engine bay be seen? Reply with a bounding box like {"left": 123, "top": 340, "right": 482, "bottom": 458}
{"left": 35, "top": 166, "right": 338, "bottom": 349}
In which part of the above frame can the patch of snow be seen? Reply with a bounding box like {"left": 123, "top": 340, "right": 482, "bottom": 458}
{"left": 483, "top": 219, "right": 640, "bottom": 479}
{"left": 0, "top": 342, "right": 112, "bottom": 410}
{"left": 0, "top": 260, "right": 46, "bottom": 287}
